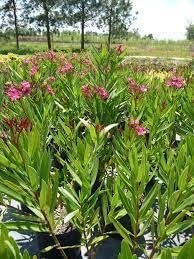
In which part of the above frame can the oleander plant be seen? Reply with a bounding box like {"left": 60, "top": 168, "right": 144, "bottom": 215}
{"left": 0, "top": 47, "right": 194, "bottom": 258}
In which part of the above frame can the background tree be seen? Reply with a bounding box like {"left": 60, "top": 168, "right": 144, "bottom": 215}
{"left": 23, "top": 0, "right": 63, "bottom": 50}
{"left": 98, "top": 0, "right": 136, "bottom": 49}
{"left": 0, "top": 0, "right": 21, "bottom": 49}
{"left": 62, "top": 0, "right": 100, "bottom": 50}
{"left": 186, "top": 24, "right": 194, "bottom": 40}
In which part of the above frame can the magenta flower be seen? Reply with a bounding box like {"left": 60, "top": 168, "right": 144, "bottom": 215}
{"left": 139, "top": 85, "right": 148, "bottom": 93}
{"left": 129, "top": 118, "right": 148, "bottom": 136}
{"left": 46, "top": 85, "right": 55, "bottom": 95}
{"left": 166, "top": 76, "right": 185, "bottom": 89}
{"left": 95, "top": 87, "right": 109, "bottom": 100}
{"left": 30, "top": 65, "right": 38, "bottom": 76}
{"left": 128, "top": 77, "right": 149, "bottom": 95}
{"left": 20, "top": 81, "right": 31, "bottom": 95}
{"left": 6, "top": 86, "right": 22, "bottom": 101}
{"left": 135, "top": 125, "right": 147, "bottom": 136}
{"left": 81, "top": 85, "right": 92, "bottom": 97}
{"left": 47, "top": 51, "right": 56, "bottom": 60}
{"left": 58, "top": 63, "right": 73, "bottom": 74}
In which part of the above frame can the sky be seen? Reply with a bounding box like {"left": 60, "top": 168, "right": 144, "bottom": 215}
{"left": 133, "top": 0, "right": 194, "bottom": 40}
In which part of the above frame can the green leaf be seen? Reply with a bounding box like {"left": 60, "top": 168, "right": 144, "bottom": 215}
{"left": 0, "top": 182, "right": 34, "bottom": 207}
{"left": 140, "top": 183, "right": 159, "bottom": 219}
{"left": 39, "top": 180, "right": 49, "bottom": 210}
{"left": 40, "top": 152, "right": 51, "bottom": 183}
{"left": 160, "top": 248, "right": 173, "bottom": 259}
{"left": 110, "top": 216, "right": 132, "bottom": 247}
{"left": 0, "top": 222, "right": 47, "bottom": 232}
{"left": 90, "top": 235, "right": 109, "bottom": 247}
{"left": 118, "top": 239, "right": 135, "bottom": 259}
{"left": 178, "top": 167, "right": 189, "bottom": 191}
{"left": 66, "top": 163, "right": 82, "bottom": 186}
{"left": 59, "top": 186, "right": 80, "bottom": 208}
{"left": 63, "top": 210, "right": 79, "bottom": 224}
{"left": 0, "top": 154, "right": 17, "bottom": 169}
{"left": 178, "top": 236, "right": 194, "bottom": 259}
{"left": 118, "top": 187, "right": 136, "bottom": 227}
{"left": 173, "top": 194, "right": 194, "bottom": 213}
{"left": 27, "top": 166, "right": 39, "bottom": 191}
{"left": 166, "top": 219, "right": 194, "bottom": 236}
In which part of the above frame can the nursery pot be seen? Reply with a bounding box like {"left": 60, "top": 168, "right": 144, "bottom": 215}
{"left": 20, "top": 204, "right": 33, "bottom": 215}
{"left": 37, "top": 228, "right": 81, "bottom": 259}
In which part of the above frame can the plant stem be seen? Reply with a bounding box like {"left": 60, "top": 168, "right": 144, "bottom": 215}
{"left": 35, "top": 192, "right": 68, "bottom": 259}
{"left": 148, "top": 238, "right": 159, "bottom": 259}
{"left": 44, "top": 211, "right": 68, "bottom": 259}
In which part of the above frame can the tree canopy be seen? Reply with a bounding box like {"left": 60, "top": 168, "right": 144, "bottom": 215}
{"left": 186, "top": 24, "right": 194, "bottom": 40}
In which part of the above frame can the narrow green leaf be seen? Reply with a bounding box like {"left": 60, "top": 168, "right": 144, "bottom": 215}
{"left": 110, "top": 216, "right": 132, "bottom": 247}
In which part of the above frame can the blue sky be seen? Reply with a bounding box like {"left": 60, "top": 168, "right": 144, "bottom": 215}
{"left": 133, "top": 0, "right": 194, "bottom": 39}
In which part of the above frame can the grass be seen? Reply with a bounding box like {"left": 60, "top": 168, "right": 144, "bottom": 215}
{"left": 1, "top": 37, "right": 194, "bottom": 58}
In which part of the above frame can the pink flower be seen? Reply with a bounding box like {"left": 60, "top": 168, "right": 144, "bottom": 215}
{"left": 135, "top": 125, "right": 147, "bottom": 136}
{"left": 81, "top": 85, "right": 92, "bottom": 97}
{"left": 128, "top": 78, "right": 149, "bottom": 95}
{"left": 129, "top": 118, "right": 148, "bottom": 136}
{"left": 30, "top": 65, "right": 38, "bottom": 76}
{"left": 20, "top": 81, "right": 31, "bottom": 95}
{"left": 116, "top": 44, "right": 124, "bottom": 54}
{"left": 95, "top": 87, "right": 109, "bottom": 100}
{"left": 139, "top": 85, "right": 148, "bottom": 93}
{"left": 6, "top": 86, "right": 22, "bottom": 101}
{"left": 23, "top": 58, "right": 30, "bottom": 65}
{"left": 58, "top": 63, "right": 73, "bottom": 74}
{"left": 166, "top": 76, "right": 185, "bottom": 89}
{"left": 128, "top": 77, "right": 137, "bottom": 86}
{"left": 47, "top": 51, "right": 56, "bottom": 60}
{"left": 46, "top": 85, "right": 55, "bottom": 95}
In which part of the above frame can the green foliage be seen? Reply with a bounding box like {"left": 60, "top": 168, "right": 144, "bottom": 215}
{"left": 0, "top": 224, "right": 36, "bottom": 259}
{"left": 186, "top": 23, "right": 194, "bottom": 40}
{"left": 98, "top": 0, "right": 135, "bottom": 44}
{"left": 61, "top": 0, "right": 100, "bottom": 49}
{"left": 0, "top": 49, "right": 194, "bottom": 258}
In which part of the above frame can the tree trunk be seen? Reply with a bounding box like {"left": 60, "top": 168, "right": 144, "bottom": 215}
{"left": 108, "top": 2, "right": 113, "bottom": 50}
{"left": 43, "top": 1, "right": 52, "bottom": 50}
{"left": 81, "top": 1, "right": 85, "bottom": 50}
{"left": 12, "top": 0, "right": 19, "bottom": 50}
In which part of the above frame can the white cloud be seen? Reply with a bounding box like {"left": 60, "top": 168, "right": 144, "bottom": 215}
{"left": 133, "top": 0, "right": 194, "bottom": 40}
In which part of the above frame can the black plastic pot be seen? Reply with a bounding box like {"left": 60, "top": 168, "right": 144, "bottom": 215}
{"left": 37, "top": 228, "right": 82, "bottom": 259}
{"left": 20, "top": 204, "right": 33, "bottom": 215}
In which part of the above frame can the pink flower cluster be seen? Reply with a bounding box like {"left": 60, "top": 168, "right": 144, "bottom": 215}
{"left": 58, "top": 63, "right": 73, "bottom": 74}
{"left": 46, "top": 85, "right": 55, "bottom": 95}
{"left": 81, "top": 85, "right": 109, "bottom": 101}
{"left": 47, "top": 51, "right": 57, "bottom": 61}
{"left": 128, "top": 77, "right": 149, "bottom": 95}
{"left": 44, "top": 76, "right": 56, "bottom": 96}
{"left": 6, "top": 81, "right": 31, "bottom": 101}
{"left": 81, "top": 85, "right": 92, "bottom": 97}
{"left": 166, "top": 76, "right": 185, "bottom": 89}
{"left": 30, "top": 65, "right": 38, "bottom": 76}
{"left": 95, "top": 87, "right": 109, "bottom": 100}
{"left": 129, "top": 119, "right": 148, "bottom": 136}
